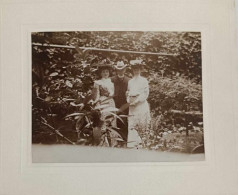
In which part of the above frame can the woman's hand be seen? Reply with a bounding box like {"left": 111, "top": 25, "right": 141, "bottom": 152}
{"left": 109, "top": 92, "right": 114, "bottom": 98}
{"left": 130, "top": 99, "right": 138, "bottom": 106}
{"left": 133, "top": 101, "right": 139, "bottom": 106}
{"left": 129, "top": 95, "right": 139, "bottom": 106}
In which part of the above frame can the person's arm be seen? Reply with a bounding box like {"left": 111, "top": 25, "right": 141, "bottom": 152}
{"left": 109, "top": 82, "right": 114, "bottom": 97}
{"left": 92, "top": 81, "right": 100, "bottom": 102}
{"left": 134, "top": 79, "right": 149, "bottom": 104}
{"left": 126, "top": 80, "right": 131, "bottom": 103}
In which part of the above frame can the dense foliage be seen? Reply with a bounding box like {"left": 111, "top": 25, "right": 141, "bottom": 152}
{"left": 32, "top": 31, "right": 203, "bottom": 152}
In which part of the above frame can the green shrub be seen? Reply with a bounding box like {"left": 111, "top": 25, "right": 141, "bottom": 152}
{"left": 148, "top": 74, "right": 202, "bottom": 115}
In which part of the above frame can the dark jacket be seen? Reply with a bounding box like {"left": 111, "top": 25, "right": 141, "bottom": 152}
{"left": 111, "top": 75, "right": 130, "bottom": 112}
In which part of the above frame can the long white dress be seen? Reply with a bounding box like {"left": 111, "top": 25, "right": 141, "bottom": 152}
{"left": 93, "top": 78, "right": 118, "bottom": 146}
{"left": 94, "top": 78, "right": 117, "bottom": 129}
{"left": 127, "top": 75, "right": 151, "bottom": 148}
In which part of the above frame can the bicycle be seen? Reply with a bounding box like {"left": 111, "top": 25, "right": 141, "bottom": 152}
{"left": 65, "top": 96, "right": 126, "bottom": 147}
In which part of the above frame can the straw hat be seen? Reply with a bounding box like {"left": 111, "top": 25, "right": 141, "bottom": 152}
{"left": 129, "top": 59, "right": 144, "bottom": 67}
{"left": 114, "top": 61, "right": 128, "bottom": 70}
{"left": 92, "top": 59, "right": 113, "bottom": 69}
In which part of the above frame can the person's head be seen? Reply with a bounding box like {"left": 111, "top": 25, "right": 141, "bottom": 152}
{"left": 116, "top": 68, "right": 126, "bottom": 76}
{"left": 98, "top": 66, "right": 111, "bottom": 79}
{"left": 131, "top": 65, "right": 142, "bottom": 76}
{"left": 114, "top": 61, "right": 127, "bottom": 76}
{"left": 130, "top": 59, "right": 144, "bottom": 76}
{"left": 93, "top": 59, "right": 112, "bottom": 79}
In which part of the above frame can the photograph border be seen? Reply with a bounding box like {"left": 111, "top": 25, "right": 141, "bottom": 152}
{"left": 1, "top": 0, "right": 237, "bottom": 194}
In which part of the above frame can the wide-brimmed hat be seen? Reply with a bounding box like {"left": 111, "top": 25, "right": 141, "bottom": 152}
{"left": 130, "top": 59, "right": 145, "bottom": 68}
{"left": 114, "top": 61, "right": 128, "bottom": 70}
{"left": 92, "top": 59, "right": 113, "bottom": 69}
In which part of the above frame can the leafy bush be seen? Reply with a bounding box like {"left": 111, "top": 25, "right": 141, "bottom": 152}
{"left": 148, "top": 73, "right": 203, "bottom": 115}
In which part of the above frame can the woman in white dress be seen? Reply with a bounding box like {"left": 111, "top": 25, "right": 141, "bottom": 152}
{"left": 92, "top": 63, "right": 118, "bottom": 146}
{"left": 93, "top": 65, "right": 115, "bottom": 115}
{"left": 126, "top": 60, "right": 151, "bottom": 148}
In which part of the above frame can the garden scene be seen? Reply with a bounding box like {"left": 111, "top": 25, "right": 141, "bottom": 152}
{"left": 32, "top": 31, "right": 204, "bottom": 155}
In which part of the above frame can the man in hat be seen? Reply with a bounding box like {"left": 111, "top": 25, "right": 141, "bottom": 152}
{"left": 111, "top": 61, "right": 130, "bottom": 144}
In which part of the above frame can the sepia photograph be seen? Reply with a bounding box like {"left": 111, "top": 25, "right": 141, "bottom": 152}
{"left": 32, "top": 31, "right": 204, "bottom": 162}
{"left": 2, "top": 0, "right": 238, "bottom": 194}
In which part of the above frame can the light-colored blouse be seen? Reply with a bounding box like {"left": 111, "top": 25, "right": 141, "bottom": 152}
{"left": 126, "top": 75, "right": 151, "bottom": 148}
{"left": 94, "top": 78, "right": 114, "bottom": 102}
{"left": 127, "top": 75, "right": 149, "bottom": 105}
